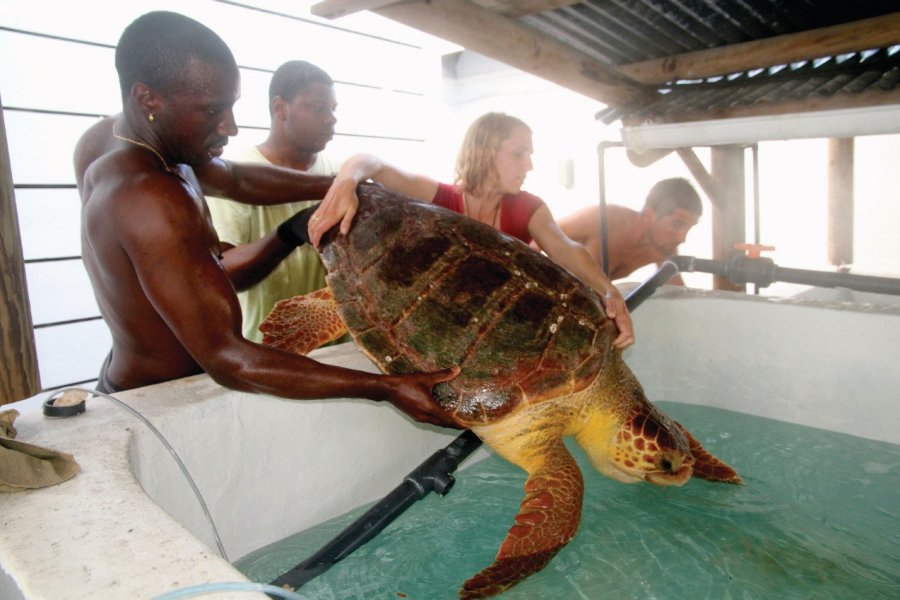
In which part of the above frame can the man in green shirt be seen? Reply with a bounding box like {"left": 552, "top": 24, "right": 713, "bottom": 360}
{"left": 208, "top": 61, "right": 342, "bottom": 342}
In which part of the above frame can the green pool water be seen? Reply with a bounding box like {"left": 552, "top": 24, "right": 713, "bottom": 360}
{"left": 235, "top": 403, "right": 900, "bottom": 599}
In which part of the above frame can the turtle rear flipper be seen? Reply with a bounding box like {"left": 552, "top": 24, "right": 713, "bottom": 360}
{"left": 259, "top": 287, "right": 347, "bottom": 355}
{"left": 460, "top": 442, "right": 583, "bottom": 599}
{"left": 677, "top": 423, "right": 743, "bottom": 484}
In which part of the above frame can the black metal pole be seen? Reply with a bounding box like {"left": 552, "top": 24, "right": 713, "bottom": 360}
{"left": 597, "top": 141, "right": 622, "bottom": 278}
{"left": 672, "top": 254, "right": 900, "bottom": 297}
{"left": 269, "top": 429, "right": 483, "bottom": 593}
{"left": 620, "top": 261, "right": 680, "bottom": 312}
{"left": 772, "top": 265, "right": 900, "bottom": 295}
{"left": 598, "top": 144, "right": 610, "bottom": 278}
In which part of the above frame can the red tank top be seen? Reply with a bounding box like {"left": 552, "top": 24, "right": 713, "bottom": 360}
{"left": 432, "top": 183, "right": 545, "bottom": 244}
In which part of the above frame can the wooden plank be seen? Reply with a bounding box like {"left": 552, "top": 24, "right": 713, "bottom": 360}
{"left": 619, "top": 13, "right": 900, "bottom": 85}
{"left": 827, "top": 138, "right": 854, "bottom": 267}
{"left": 676, "top": 147, "right": 718, "bottom": 209}
{"left": 472, "top": 0, "right": 581, "bottom": 18}
{"left": 313, "top": 0, "right": 582, "bottom": 20}
{"left": 0, "top": 96, "right": 40, "bottom": 403}
{"left": 710, "top": 146, "right": 746, "bottom": 292}
{"left": 311, "top": 0, "right": 404, "bottom": 20}
{"left": 374, "top": 0, "right": 651, "bottom": 108}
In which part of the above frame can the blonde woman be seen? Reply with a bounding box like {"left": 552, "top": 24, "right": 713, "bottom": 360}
{"left": 311, "top": 112, "right": 634, "bottom": 348}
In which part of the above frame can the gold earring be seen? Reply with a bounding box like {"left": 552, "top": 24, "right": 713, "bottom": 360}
{"left": 148, "top": 113, "right": 155, "bottom": 122}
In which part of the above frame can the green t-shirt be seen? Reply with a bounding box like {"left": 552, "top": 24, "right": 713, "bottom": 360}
{"left": 207, "top": 146, "right": 339, "bottom": 343}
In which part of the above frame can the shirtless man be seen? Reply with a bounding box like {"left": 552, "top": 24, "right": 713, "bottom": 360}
{"left": 556, "top": 178, "right": 702, "bottom": 284}
{"left": 74, "top": 11, "right": 459, "bottom": 427}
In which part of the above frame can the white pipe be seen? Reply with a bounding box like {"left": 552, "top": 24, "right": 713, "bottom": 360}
{"left": 621, "top": 104, "right": 900, "bottom": 151}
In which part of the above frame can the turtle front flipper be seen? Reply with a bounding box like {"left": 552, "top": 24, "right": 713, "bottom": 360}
{"left": 259, "top": 288, "right": 347, "bottom": 355}
{"left": 676, "top": 422, "right": 743, "bottom": 484}
{"left": 459, "top": 441, "right": 583, "bottom": 599}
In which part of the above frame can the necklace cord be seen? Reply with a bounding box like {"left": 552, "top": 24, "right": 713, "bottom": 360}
{"left": 463, "top": 193, "right": 501, "bottom": 228}
{"left": 112, "top": 121, "right": 176, "bottom": 174}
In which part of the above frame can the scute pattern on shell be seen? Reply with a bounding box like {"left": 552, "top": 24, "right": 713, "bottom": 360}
{"left": 319, "top": 184, "right": 616, "bottom": 424}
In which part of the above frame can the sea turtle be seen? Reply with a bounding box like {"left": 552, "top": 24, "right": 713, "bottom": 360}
{"left": 260, "top": 183, "right": 742, "bottom": 599}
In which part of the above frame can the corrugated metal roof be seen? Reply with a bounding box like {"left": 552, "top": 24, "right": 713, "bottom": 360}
{"left": 520, "top": 0, "right": 900, "bottom": 124}
{"left": 599, "top": 45, "right": 900, "bottom": 124}
{"left": 523, "top": 1, "right": 896, "bottom": 66}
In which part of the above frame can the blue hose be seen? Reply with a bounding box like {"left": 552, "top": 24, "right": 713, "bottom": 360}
{"left": 150, "top": 581, "right": 308, "bottom": 599}
{"left": 49, "top": 387, "right": 228, "bottom": 560}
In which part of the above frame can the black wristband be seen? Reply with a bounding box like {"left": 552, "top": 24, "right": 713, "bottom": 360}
{"left": 277, "top": 206, "right": 317, "bottom": 247}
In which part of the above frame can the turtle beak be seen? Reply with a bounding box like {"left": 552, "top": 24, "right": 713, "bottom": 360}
{"left": 644, "top": 453, "right": 693, "bottom": 486}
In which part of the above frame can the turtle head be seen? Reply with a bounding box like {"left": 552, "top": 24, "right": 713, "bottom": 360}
{"left": 577, "top": 399, "right": 694, "bottom": 487}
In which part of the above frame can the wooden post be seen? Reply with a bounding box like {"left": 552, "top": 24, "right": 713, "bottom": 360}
{"left": 827, "top": 138, "right": 854, "bottom": 268}
{"left": 0, "top": 96, "right": 41, "bottom": 403}
{"left": 710, "top": 145, "right": 746, "bottom": 292}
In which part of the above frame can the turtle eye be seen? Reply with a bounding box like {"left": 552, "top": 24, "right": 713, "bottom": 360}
{"left": 660, "top": 458, "right": 673, "bottom": 472}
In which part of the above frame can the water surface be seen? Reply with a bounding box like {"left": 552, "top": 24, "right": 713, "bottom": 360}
{"left": 237, "top": 403, "right": 900, "bottom": 599}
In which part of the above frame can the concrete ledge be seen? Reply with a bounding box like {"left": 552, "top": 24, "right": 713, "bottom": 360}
{"left": 0, "top": 343, "right": 471, "bottom": 599}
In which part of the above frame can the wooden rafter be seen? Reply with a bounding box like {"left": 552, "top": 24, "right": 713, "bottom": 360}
{"left": 470, "top": 0, "right": 580, "bottom": 18}
{"left": 311, "top": 0, "right": 403, "bottom": 20}
{"left": 312, "top": 0, "right": 581, "bottom": 19}
{"left": 676, "top": 148, "right": 718, "bottom": 208}
{"left": 372, "top": 0, "right": 652, "bottom": 108}
{"left": 312, "top": 0, "right": 651, "bottom": 108}
{"left": 618, "top": 13, "right": 900, "bottom": 85}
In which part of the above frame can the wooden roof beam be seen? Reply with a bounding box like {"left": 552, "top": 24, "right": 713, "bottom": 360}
{"left": 312, "top": 0, "right": 581, "bottom": 19}
{"left": 363, "top": 0, "right": 652, "bottom": 108}
{"left": 470, "top": 0, "right": 581, "bottom": 18}
{"left": 311, "top": 1, "right": 404, "bottom": 20}
{"left": 619, "top": 12, "right": 900, "bottom": 85}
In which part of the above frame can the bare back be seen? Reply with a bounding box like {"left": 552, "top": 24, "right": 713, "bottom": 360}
{"left": 76, "top": 117, "right": 243, "bottom": 389}
{"left": 557, "top": 204, "right": 660, "bottom": 280}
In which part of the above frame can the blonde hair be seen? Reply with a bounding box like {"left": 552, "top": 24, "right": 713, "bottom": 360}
{"left": 454, "top": 112, "right": 531, "bottom": 195}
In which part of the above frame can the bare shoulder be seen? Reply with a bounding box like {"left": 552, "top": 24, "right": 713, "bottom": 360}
{"left": 604, "top": 204, "right": 637, "bottom": 226}
{"left": 557, "top": 203, "right": 615, "bottom": 233}
{"left": 74, "top": 117, "right": 118, "bottom": 189}
{"left": 558, "top": 204, "right": 598, "bottom": 224}
{"left": 83, "top": 154, "right": 210, "bottom": 253}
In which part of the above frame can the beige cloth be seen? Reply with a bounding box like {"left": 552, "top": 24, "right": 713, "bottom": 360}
{"left": 0, "top": 409, "right": 80, "bottom": 492}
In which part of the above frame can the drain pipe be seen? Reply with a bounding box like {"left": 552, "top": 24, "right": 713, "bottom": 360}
{"left": 269, "top": 429, "right": 483, "bottom": 594}
{"left": 267, "top": 281, "right": 655, "bottom": 595}
{"left": 620, "top": 260, "right": 681, "bottom": 309}
{"left": 597, "top": 141, "right": 623, "bottom": 277}
{"left": 671, "top": 253, "right": 900, "bottom": 296}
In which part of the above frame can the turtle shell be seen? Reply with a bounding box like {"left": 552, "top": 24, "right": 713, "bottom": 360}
{"left": 320, "top": 184, "right": 616, "bottom": 424}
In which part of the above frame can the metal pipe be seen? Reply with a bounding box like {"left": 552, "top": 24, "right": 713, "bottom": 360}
{"left": 751, "top": 143, "right": 761, "bottom": 295}
{"left": 672, "top": 254, "right": 900, "bottom": 296}
{"left": 772, "top": 265, "right": 900, "bottom": 295}
{"left": 597, "top": 141, "right": 623, "bottom": 277}
{"left": 269, "top": 430, "right": 484, "bottom": 594}
{"left": 620, "top": 261, "right": 680, "bottom": 311}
